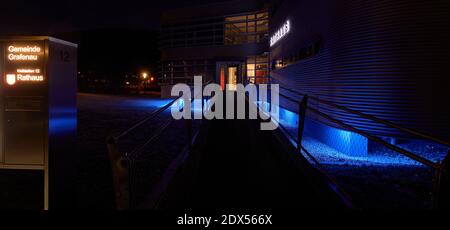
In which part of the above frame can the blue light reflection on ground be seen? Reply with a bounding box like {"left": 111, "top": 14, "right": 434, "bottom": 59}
{"left": 149, "top": 96, "right": 447, "bottom": 167}
{"left": 128, "top": 98, "right": 174, "bottom": 109}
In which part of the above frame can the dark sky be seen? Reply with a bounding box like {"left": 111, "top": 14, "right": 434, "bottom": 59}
{"left": 0, "top": 0, "right": 232, "bottom": 78}
{"left": 0, "top": 0, "right": 229, "bottom": 34}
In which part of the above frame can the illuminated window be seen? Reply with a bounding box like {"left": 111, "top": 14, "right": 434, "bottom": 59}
{"left": 256, "top": 20, "right": 268, "bottom": 32}
{"left": 246, "top": 54, "right": 269, "bottom": 84}
{"left": 248, "top": 22, "right": 256, "bottom": 33}
{"left": 225, "top": 15, "right": 246, "bottom": 22}
{"left": 247, "top": 64, "right": 256, "bottom": 83}
{"left": 224, "top": 11, "right": 269, "bottom": 45}
{"left": 161, "top": 11, "right": 268, "bottom": 48}
{"left": 257, "top": 12, "right": 268, "bottom": 19}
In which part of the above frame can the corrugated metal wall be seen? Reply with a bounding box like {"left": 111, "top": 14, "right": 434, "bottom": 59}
{"left": 270, "top": 0, "right": 449, "bottom": 140}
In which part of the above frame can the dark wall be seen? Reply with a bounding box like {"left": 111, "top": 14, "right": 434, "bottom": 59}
{"left": 162, "top": 42, "right": 268, "bottom": 60}
{"left": 162, "top": 0, "right": 268, "bottom": 25}
{"left": 270, "top": 0, "right": 449, "bottom": 140}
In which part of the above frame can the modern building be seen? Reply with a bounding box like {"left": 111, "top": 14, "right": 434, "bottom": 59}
{"left": 269, "top": 0, "right": 449, "bottom": 153}
{"left": 160, "top": 0, "right": 449, "bottom": 156}
{"left": 159, "top": 0, "right": 271, "bottom": 96}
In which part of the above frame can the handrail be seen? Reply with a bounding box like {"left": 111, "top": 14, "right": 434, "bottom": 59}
{"left": 128, "top": 119, "right": 174, "bottom": 157}
{"left": 107, "top": 79, "right": 213, "bottom": 209}
{"left": 260, "top": 82, "right": 447, "bottom": 208}
{"left": 255, "top": 98, "right": 355, "bottom": 208}
{"left": 114, "top": 95, "right": 182, "bottom": 140}
{"left": 275, "top": 84, "right": 449, "bottom": 147}
{"left": 114, "top": 80, "right": 213, "bottom": 141}
{"left": 434, "top": 151, "right": 450, "bottom": 208}
{"left": 271, "top": 85, "right": 444, "bottom": 169}
{"left": 263, "top": 84, "right": 443, "bottom": 168}
{"left": 268, "top": 92, "right": 441, "bottom": 208}
{"left": 300, "top": 146, "right": 355, "bottom": 208}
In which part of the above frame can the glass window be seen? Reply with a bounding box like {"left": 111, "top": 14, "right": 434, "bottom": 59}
{"left": 248, "top": 21, "right": 255, "bottom": 33}
{"left": 233, "top": 22, "right": 247, "bottom": 28}
{"left": 247, "top": 64, "right": 255, "bottom": 77}
{"left": 257, "top": 23, "right": 268, "bottom": 32}
{"left": 256, "top": 12, "right": 268, "bottom": 19}
{"left": 225, "top": 15, "right": 246, "bottom": 22}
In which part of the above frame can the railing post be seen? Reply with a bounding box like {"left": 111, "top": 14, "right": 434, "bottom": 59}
{"left": 106, "top": 136, "right": 130, "bottom": 210}
{"left": 186, "top": 106, "right": 193, "bottom": 154}
{"left": 433, "top": 150, "right": 450, "bottom": 209}
{"left": 297, "top": 95, "right": 308, "bottom": 153}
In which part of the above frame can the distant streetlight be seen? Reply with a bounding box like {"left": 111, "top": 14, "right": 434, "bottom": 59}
{"left": 142, "top": 72, "right": 148, "bottom": 79}
{"left": 150, "top": 77, "right": 154, "bottom": 81}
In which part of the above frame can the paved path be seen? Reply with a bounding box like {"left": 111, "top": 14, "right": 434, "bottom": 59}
{"left": 158, "top": 97, "right": 347, "bottom": 209}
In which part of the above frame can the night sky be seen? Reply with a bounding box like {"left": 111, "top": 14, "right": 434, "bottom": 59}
{"left": 0, "top": 0, "right": 230, "bottom": 80}
{"left": 0, "top": 0, "right": 229, "bottom": 34}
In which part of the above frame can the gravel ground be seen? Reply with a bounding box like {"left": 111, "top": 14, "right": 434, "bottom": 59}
{"left": 323, "top": 164, "right": 434, "bottom": 209}
{"left": 76, "top": 93, "right": 185, "bottom": 209}
{"left": 4, "top": 93, "right": 440, "bottom": 209}
{"left": 77, "top": 94, "right": 446, "bottom": 209}
{"left": 276, "top": 108, "right": 446, "bottom": 209}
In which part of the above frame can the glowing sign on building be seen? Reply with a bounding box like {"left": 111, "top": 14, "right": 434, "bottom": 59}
{"left": 5, "top": 69, "right": 44, "bottom": 85}
{"left": 7, "top": 45, "right": 41, "bottom": 61}
{"left": 4, "top": 44, "right": 44, "bottom": 85}
{"left": 270, "top": 20, "right": 290, "bottom": 47}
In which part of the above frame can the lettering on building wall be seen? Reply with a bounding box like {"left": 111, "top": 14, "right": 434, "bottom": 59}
{"left": 270, "top": 20, "right": 290, "bottom": 47}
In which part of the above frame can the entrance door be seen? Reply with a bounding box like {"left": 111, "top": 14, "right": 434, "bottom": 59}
{"left": 217, "top": 62, "right": 241, "bottom": 91}
{"left": 227, "top": 66, "right": 238, "bottom": 91}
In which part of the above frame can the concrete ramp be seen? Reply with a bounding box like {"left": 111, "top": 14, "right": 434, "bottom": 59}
{"left": 156, "top": 96, "right": 348, "bottom": 209}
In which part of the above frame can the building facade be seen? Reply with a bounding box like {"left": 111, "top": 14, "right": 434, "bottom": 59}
{"left": 159, "top": 0, "right": 448, "bottom": 156}
{"left": 269, "top": 0, "right": 449, "bottom": 141}
{"left": 159, "top": 0, "right": 271, "bottom": 96}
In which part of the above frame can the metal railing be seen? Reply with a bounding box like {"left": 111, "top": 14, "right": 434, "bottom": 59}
{"left": 267, "top": 83, "right": 450, "bottom": 209}
{"left": 106, "top": 76, "right": 449, "bottom": 209}
{"left": 106, "top": 81, "right": 211, "bottom": 209}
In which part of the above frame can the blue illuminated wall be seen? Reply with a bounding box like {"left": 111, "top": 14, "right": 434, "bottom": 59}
{"left": 304, "top": 118, "right": 368, "bottom": 157}
{"left": 276, "top": 105, "right": 368, "bottom": 157}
